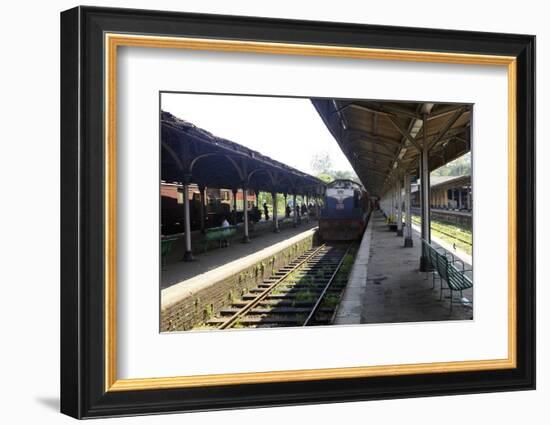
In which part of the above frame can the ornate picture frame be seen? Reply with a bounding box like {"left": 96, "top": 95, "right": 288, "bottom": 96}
{"left": 60, "top": 6, "right": 535, "bottom": 419}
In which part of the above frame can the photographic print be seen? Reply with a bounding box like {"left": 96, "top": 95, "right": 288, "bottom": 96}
{"left": 160, "top": 93, "right": 473, "bottom": 332}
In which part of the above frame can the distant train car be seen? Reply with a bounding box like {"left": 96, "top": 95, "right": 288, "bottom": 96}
{"left": 319, "top": 179, "right": 368, "bottom": 241}
{"left": 160, "top": 182, "right": 258, "bottom": 235}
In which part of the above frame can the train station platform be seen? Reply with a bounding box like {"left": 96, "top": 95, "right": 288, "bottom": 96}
{"left": 162, "top": 220, "right": 319, "bottom": 290}
{"left": 335, "top": 211, "right": 473, "bottom": 325}
{"left": 161, "top": 221, "right": 319, "bottom": 331}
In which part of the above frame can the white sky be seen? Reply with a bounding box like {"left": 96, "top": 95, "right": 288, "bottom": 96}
{"left": 161, "top": 92, "right": 354, "bottom": 175}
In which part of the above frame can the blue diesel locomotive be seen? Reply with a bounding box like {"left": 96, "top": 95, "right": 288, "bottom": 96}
{"left": 319, "top": 179, "right": 369, "bottom": 241}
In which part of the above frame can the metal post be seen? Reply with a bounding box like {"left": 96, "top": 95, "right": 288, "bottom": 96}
{"left": 420, "top": 113, "right": 431, "bottom": 271}
{"left": 182, "top": 175, "right": 194, "bottom": 261}
{"left": 394, "top": 185, "right": 398, "bottom": 222}
{"left": 242, "top": 184, "right": 250, "bottom": 243}
{"left": 404, "top": 172, "right": 413, "bottom": 247}
{"left": 199, "top": 185, "right": 206, "bottom": 234}
{"left": 232, "top": 188, "right": 238, "bottom": 224}
{"left": 272, "top": 191, "right": 279, "bottom": 233}
{"left": 316, "top": 196, "right": 321, "bottom": 219}
{"left": 458, "top": 187, "right": 463, "bottom": 210}
{"left": 304, "top": 193, "right": 310, "bottom": 223}
{"left": 293, "top": 193, "right": 297, "bottom": 227}
{"left": 468, "top": 186, "right": 472, "bottom": 210}
{"left": 390, "top": 185, "right": 395, "bottom": 223}
{"left": 396, "top": 178, "right": 403, "bottom": 236}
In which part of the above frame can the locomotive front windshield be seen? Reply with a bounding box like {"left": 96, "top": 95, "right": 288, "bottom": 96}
{"left": 327, "top": 180, "right": 362, "bottom": 190}
{"left": 322, "top": 180, "right": 365, "bottom": 219}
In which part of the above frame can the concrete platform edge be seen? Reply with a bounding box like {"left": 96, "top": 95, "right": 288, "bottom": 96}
{"left": 333, "top": 217, "right": 373, "bottom": 325}
{"left": 161, "top": 227, "right": 318, "bottom": 311}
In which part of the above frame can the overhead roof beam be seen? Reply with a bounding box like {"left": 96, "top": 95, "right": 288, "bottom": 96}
{"left": 386, "top": 115, "right": 423, "bottom": 152}
{"left": 349, "top": 102, "right": 422, "bottom": 120}
{"left": 416, "top": 125, "right": 469, "bottom": 146}
{"left": 350, "top": 140, "right": 399, "bottom": 157}
{"left": 428, "top": 107, "right": 467, "bottom": 150}
{"left": 347, "top": 103, "right": 392, "bottom": 117}
{"left": 352, "top": 147, "right": 396, "bottom": 160}
{"left": 382, "top": 103, "right": 433, "bottom": 192}
{"left": 371, "top": 103, "right": 422, "bottom": 120}
{"left": 346, "top": 129, "right": 403, "bottom": 145}
{"left": 359, "top": 168, "right": 390, "bottom": 178}
{"left": 427, "top": 104, "right": 469, "bottom": 121}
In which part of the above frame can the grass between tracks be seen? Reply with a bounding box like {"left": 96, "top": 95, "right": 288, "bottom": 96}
{"left": 411, "top": 215, "right": 472, "bottom": 255}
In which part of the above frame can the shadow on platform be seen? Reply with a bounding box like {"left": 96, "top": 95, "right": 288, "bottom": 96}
{"left": 360, "top": 212, "right": 473, "bottom": 323}
{"left": 161, "top": 220, "right": 319, "bottom": 289}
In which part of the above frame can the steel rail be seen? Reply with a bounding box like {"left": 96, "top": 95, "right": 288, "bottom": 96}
{"left": 217, "top": 244, "right": 327, "bottom": 330}
{"left": 302, "top": 244, "right": 352, "bottom": 326}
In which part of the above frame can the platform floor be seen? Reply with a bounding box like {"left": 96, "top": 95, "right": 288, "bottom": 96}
{"left": 363, "top": 211, "right": 473, "bottom": 323}
{"left": 162, "top": 220, "right": 318, "bottom": 289}
{"left": 337, "top": 211, "right": 473, "bottom": 325}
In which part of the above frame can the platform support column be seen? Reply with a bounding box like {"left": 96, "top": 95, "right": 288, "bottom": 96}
{"left": 199, "top": 185, "right": 206, "bottom": 234}
{"left": 390, "top": 185, "right": 395, "bottom": 223}
{"left": 396, "top": 178, "right": 403, "bottom": 236}
{"left": 316, "top": 196, "right": 321, "bottom": 219}
{"left": 458, "top": 187, "right": 463, "bottom": 210}
{"left": 420, "top": 113, "right": 431, "bottom": 271}
{"left": 404, "top": 172, "right": 413, "bottom": 247}
{"left": 242, "top": 184, "right": 250, "bottom": 243}
{"left": 272, "top": 191, "right": 280, "bottom": 233}
{"left": 182, "top": 174, "right": 194, "bottom": 261}
{"left": 292, "top": 193, "right": 297, "bottom": 227}
{"left": 232, "top": 188, "right": 238, "bottom": 224}
{"left": 394, "top": 185, "right": 397, "bottom": 224}
{"left": 468, "top": 186, "right": 472, "bottom": 210}
{"left": 304, "top": 194, "right": 309, "bottom": 223}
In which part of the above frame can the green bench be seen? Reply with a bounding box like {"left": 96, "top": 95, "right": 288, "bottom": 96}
{"left": 203, "top": 225, "right": 237, "bottom": 252}
{"left": 422, "top": 239, "right": 473, "bottom": 312}
{"left": 161, "top": 235, "right": 181, "bottom": 268}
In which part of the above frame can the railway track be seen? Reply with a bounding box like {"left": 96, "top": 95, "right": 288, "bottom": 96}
{"left": 205, "top": 244, "right": 353, "bottom": 329}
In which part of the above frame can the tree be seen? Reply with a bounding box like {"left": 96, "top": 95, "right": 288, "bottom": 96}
{"left": 310, "top": 151, "right": 333, "bottom": 175}
{"left": 311, "top": 150, "right": 361, "bottom": 185}
{"left": 431, "top": 152, "right": 471, "bottom": 177}
{"left": 316, "top": 173, "right": 334, "bottom": 183}
{"left": 332, "top": 169, "right": 359, "bottom": 181}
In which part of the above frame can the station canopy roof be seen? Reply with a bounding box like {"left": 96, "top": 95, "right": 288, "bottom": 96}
{"left": 312, "top": 100, "right": 472, "bottom": 197}
{"left": 412, "top": 175, "right": 471, "bottom": 194}
{"left": 429, "top": 174, "right": 471, "bottom": 188}
{"left": 161, "top": 111, "right": 326, "bottom": 196}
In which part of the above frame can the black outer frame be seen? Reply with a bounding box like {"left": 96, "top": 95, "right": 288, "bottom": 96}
{"left": 60, "top": 6, "right": 535, "bottom": 419}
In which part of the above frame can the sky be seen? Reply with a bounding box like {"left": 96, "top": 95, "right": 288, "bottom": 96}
{"left": 161, "top": 92, "right": 354, "bottom": 175}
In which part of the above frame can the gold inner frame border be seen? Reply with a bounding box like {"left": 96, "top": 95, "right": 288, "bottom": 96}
{"left": 104, "top": 33, "right": 517, "bottom": 392}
